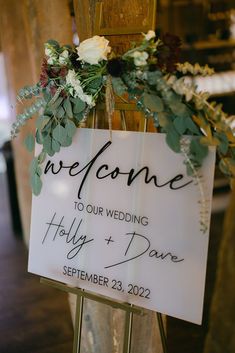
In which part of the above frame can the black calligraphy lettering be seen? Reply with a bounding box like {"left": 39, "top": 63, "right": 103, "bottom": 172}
{"left": 105, "top": 232, "right": 150, "bottom": 269}
{"left": 44, "top": 141, "right": 193, "bottom": 199}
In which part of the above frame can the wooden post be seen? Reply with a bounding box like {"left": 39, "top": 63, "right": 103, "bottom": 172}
{"left": 72, "top": 1, "right": 164, "bottom": 352}
{"left": 203, "top": 190, "right": 235, "bottom": 353}
{"left": 0, "top": 0, "right": 73, "bottom": 244}
{"left": 0, "top": 0, "right": 36, "bottom": 244}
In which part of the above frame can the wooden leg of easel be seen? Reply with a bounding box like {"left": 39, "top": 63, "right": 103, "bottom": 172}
{"left": 123, "top": 305, "right": 133, "bottom": 353}
{"left": 73, "top": 293, "right": 84, "bottom": 353}
{"left": 156, "top": 312, "right": 168, "bottom": 353}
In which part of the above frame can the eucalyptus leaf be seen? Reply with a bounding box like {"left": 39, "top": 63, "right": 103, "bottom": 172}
{"left": 52, "top": 125, "right": 67, "bottom": 144}
{"left": 63, "top": 98, "right": 73, "bottom": 119}
{"left": 36, "top": 115, "right": 51, "bottom": 130}
{"left": 190, "top": 138, "right": 208, "bottom": 163}
{"left": 158, "top": 112, "right": 170, "bottom": 128}
{"left": 173, "top": 116, "right": 187, "bottom": 135}
{"left": 31, "top": 172, "right": 42, "bottom": 196}
{"left": 66, "top": 120, "right": 77, "bottom": 138}
{"left": 74, "top": 112, "right": 85, "bottom": 122}
{"left": 42, "top": 89, "right": 51, "bottom": 103}
{"left": 56, "top": 105, "right": 65, "bottom": 119}
{"left": 52, "top": 138, "right": 61, "bottom": 152}
{"left": 36, "top": 130, "right": 44, "bottom": 144}
{"left": 73, "top": 98, "right": 86, "bottom": 114}
{"left": 166, "top": 126, "right": 181, "bottom": 153}
{"left": 46, "top": 39, "right": 60, "bottom": 49}
{"left": 185, "top": 117, "right": 200, "bottom": 135}
{"left": 35, "top": 166, "right": 42, "bottom": 176}
{"left": 111, "top": 77, "right": 127, "bottom": 96}
{"left": 38, "top": 151, "right": 46, "bottom": 164}
{"left": 50, "top": 96, "right": 63, "bottom": 112}
{"left": 30, "top": 158, "right": 39, "bottom": 175}
{"left": 43, "top": 135, "right": 55, "bottom": 156}
{"left": 60, "top": 135, "right": 72, "bottom": 147}
{"left": 143, "top": 93, "right": 164, "bottom": 112}
{"left": 24, "top": 134, "right": 35, "bottom": 152}
{"left": 170, "top": 101, "right": 189, "bottom": 118}
{"left": 146, "top": 71, "right": 162, "bottom": 85}
{"left": 88, "top": 77, "right": 103, "bottom": 90}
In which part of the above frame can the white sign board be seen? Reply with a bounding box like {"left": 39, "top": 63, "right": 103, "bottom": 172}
{"left": 28, "top": 128, "right": 215, "bottom": 324}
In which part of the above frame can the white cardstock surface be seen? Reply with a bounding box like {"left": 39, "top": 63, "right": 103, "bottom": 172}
{"left": 28, "top": 128, "right": 216, "bottom": 324}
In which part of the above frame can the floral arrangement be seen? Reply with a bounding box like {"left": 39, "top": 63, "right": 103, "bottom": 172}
{"left": 12, "top": 30, "right": 235, "bottom": 195}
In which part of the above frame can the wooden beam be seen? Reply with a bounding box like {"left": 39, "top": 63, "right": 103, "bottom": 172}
{"left": 0, "top": 0, "right": 73, "bottom": 244}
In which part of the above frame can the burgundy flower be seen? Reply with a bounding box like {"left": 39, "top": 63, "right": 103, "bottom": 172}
{"left": 60, "top": 67, "right": 68, "bottom": 77}
{"left": 107, "top": 58, "right": 126, "bottom": 77}
{"left": 70, "top": 52, "right": 82, "bottom": 70}
{"left": 155, "top": 32, "right": 182, "bottom": 73}
{"left": 50, "top": 67, "right": 60, "bottom": 78}
{"left": 50, "top": 86, "right": 57, "bottom": 96}
{"left": 162, "top": 33, "right": 181, "bottom": 50}
{"left": 39, "top": 58, "right": 49, "bottom": 87}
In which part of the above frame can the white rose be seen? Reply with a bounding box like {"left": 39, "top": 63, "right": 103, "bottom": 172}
{"left": 131, "top": 51, "right": 149, "bottom": 66}
{"left": 143, "top": 30, "right": 156, "bottom": 41}
{"left": 76, "top": 35, "right": 111, "bottom": 65}
{"left": 59, "top": 50, "right": 69, "bottom": 65}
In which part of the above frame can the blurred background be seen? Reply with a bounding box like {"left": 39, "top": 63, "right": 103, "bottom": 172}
{"left": 0, "top": 1, "right": 234, "bottom": 353}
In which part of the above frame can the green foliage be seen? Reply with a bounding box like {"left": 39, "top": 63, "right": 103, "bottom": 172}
{"left": 143, "top": 93, "right": 164, "bottom": 113}
{"left": 11, "top": 98, "right": 45, "bottom": 138}
{"left": 72, "top": 98, "right": 86, "bottom": 114}
{"left": 46, "top": 39, "right": 60, "bottom": 49}
{"left": 30, "top": 158, "right": 42, "bottom": 196}
{"left": 66, "top": 120, "right": 76, "bottom": 138}
{"left": 190, "top": 138, "right": 208, "bottom": 165}
{"left": 24, "top": 134, "right": 35, "bottom": 152}
{"left": 166, "top": 125, "right": 181, "bottom": 153}
{"left": 11, "top": 32, "right": 235, "bottom": 196}
{"left": 111, "top": 77, "right": 127, "bottom": 95}
{"left": 52, "top": 124, "right": 67, "bottom": 144}
{"left": 146, "top": 71, "right": 162, "bottom": 85}
{"left": 173, "top": 116, "right": 187, "bottom": 134}
{"left": 63, "top": 98, "right": 73, "bottom": 119}
{"left": 17, "top": 84, "right": 41, "bottom": 101}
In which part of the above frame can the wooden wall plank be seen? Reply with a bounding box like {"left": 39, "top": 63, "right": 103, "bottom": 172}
{"left": 0, "top": 0, "right": 73, "bottom": 244}
{"left": 0, "top": 0, "right": 36, "bottom": 244}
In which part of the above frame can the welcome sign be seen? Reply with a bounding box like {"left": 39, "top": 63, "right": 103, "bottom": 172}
{"left": 28, "top": 128, "right": 215, "bottom": 324}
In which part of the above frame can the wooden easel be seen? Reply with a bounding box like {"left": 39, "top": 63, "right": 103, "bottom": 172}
{"left": 39, "top": 2, "right": 168, "bottom": 352}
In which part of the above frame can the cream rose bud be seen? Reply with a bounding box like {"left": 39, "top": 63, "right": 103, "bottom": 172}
{"left": 47, "top": 56, "right": 57, "bottom": 65}
{"left": 76, "top": 35, "right": 111, "bottom": 65}
{"left": 143, "top": 30, "right": 156, "bottom": 41}
{"left": 132, "top": 51, "right": 149, "bottom": 66}
{"left": 45, "top": 47, "right": 53, "bottom": 57}
{"left": 59, "top": 50, "right": 69, "bottom": 65}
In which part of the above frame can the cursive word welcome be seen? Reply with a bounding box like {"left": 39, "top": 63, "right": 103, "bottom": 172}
{"left": 44, "top": 141, "right": 193, "bottom": 199}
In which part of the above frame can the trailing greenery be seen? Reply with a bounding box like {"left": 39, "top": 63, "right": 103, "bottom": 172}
{"left": 11, "top": 30, "right": 235, "bottom": 195}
